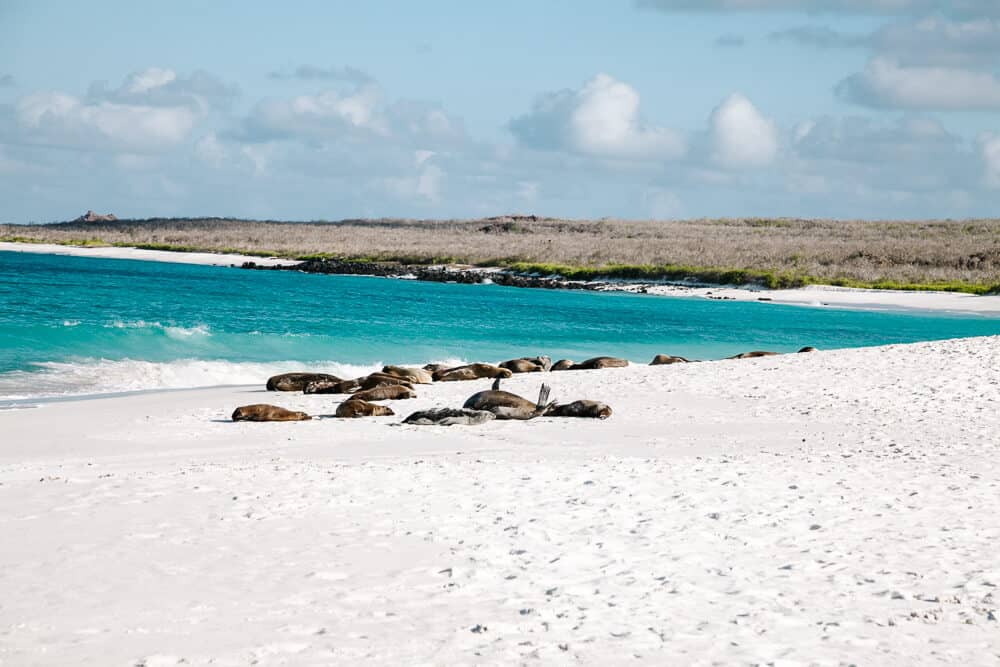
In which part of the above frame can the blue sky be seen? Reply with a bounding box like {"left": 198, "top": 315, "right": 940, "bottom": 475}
{"left": 2, "top": 0, "right": 999, "bottom": 222}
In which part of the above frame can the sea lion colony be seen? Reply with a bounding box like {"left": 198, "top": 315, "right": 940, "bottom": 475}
{"left": 235, "top": 347, "right": 817, "bottom": 423}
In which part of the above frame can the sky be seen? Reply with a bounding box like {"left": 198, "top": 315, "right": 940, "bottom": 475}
{"left": 2, "top": 0, "right": 1000, "bottom": 222}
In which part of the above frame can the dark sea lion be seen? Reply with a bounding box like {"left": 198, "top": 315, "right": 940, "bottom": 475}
{"left": 357, "top": 373, "right": 415, "bottom": 391}
{"left": 402, "top": 408, "right": 496, "bottom": 426}
{"left": 546, "top": 400, "right": 612, "bottom": 419}
{"left": 266, "top": 372, "right": 342, "bottom": 392}
{"left": 350, "top": 385, "right": 417, "bottom": 402}
{"left": 551, "top": 359, "right": 575, "bottom": 371}
{"left": 650, "top": 354, "right": 691, "bottom": 365}
{"left": 335, "top": 399, "right": 395, "bottom": 418}
{"left": 798, "top": 346, "right": 818, "bottom": 353}
{"left": 232, "top": 404, "right": 311, "bottom": 422}
{"left": 381, "top": 365, "right": 433, "bottom": 384}
{"left": 573, "top": 356, "right": 629, "bottom": 370}
{"left": 434, "top": 363, "right": 513, "bottom": 382}
{"left": 499, "top": 355, "right": 552, "bottom": 373}
{"left": 463, "top": 378, "right": 553, "bottom": 420}
{"left": 304, "top": 379, "right": 361, "bottom": 394}
{"left": 423, "top": 363, "right": 450, "bottom": 373}
{"left": 728, "top": 351, "right": 780, "bottom": 359}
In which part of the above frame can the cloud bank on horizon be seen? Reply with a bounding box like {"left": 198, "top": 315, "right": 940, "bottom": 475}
{"left": 1, "top": 1, "right": 998, "bottom": 222}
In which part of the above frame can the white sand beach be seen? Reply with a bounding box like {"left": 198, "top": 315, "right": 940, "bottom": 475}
{"left": 1, "top": 337, "right": 998, "bottom": 664}
{"left": 3, "top": 241, "right": 999, "bottom": 315}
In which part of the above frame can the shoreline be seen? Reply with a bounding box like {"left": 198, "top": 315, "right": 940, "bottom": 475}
{"left": 3, "top": 240, "right": 1000, "bottom": 315}
{"left": 2, "top": 336, "right": 998, "bottom": 663}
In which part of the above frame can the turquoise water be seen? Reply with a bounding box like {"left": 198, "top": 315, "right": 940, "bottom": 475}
{"left": 1, "top": 250, "right": 998, "bottom": 399}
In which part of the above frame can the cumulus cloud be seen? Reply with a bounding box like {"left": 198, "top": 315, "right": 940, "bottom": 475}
{"left": 836, "top": 57, "right": 1000, "bottom": 110}
{"left": 709, "top": 93, "right": 778, "bottom": 168}
{"left": 509, "top": 74, "right": 685, "bottom": 160}
{"left": 874, "top": 16, "right": 1000, "bottom": 67}
{"left": 268, "top": 65, "right": 373, "bottom": 85}
{"left": 87, "top": 67, "right": 238, "bottom": 111}
{"left": 794, "top": 115, "right": 960, "bottom": 163}
{"left": 981, "top": 133, "right": 1000, "bottom": 188}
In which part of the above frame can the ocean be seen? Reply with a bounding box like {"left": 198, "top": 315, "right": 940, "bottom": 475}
{"left": 1, "top": 250, "right": 998, "bottom": 402}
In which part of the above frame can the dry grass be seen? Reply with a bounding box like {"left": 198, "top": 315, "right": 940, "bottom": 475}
{"left": 3, "top": 216, "right": 1000, "bottom": 289}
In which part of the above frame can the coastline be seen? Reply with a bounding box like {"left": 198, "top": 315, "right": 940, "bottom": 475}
{"left": 3, "top": 240, "right": 1000, "bottom": 315}
{"left": 2, "top": 336, "right": 998, "bottom": 664}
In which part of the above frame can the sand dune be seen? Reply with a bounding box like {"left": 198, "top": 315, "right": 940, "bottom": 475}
{"left": 1, "top": 337, "right": 998, "bottom": 664}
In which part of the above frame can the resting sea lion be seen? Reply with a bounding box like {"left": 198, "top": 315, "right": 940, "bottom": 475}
{"left": 463, "top": 378, "right": 552, "bottom": 420}
{"left": 573, "top": 356, "right": 629, "bottom": 370}
{"left": 545, "top": 401, "right": 612, "bottom": 419}
{"left": 499, "top": 355, "right": 552, "bottom": 373}
{"left": 382, "top": 365, "right": 433, "bottom": 384}
{"left": 335, "top": 399, "right": 395, "bottom": 418}
{"left": 232, "top": 404, "right": 311, "bottom": 422}
{"left": 350, "top": 385, "right": 417, "bottom": 402}
{"left": 423, "top": 363, "right": 449, "bottom": 373}
{"left": 266, "top": 372, "right": 341, "bottom": 392}
{"left": 727, "top": 351, "right": 780, "bottom": 359}
{"left": 357, "top": 373, "right": 415, "bottom": 391}
{"left": 551, "top": 359, "right": 575, "bottom": 371}
{"left": 304, "top": 379, "right": 361, "bottom": 394}
{"left": 650, "top": 354, "right": 691, "bottom": 365}
{"left": 402, "top": 408, "right": 496, "bottom": 426}
{"left": 434, "top": 363, "right": 513, "bottom": 382}
{"left": 798, "top": 346, "right": 818, "bottom": 353}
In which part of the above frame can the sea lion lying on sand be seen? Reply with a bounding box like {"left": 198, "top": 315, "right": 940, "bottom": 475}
{"left": 382, "top": 365, "right": 433, "bottom": 384}
{"left": 304, "top": 379, "right": 361, "bottom": 394}
{"left": 423, "top": 363, "right": 449, "bottom": 373}
{"left": 728, "top": 351, "right": 780, "bottom": 359}
{"left": 463, "top": 378, "right": 553, "bottom": 420}
{"left": 232, "top": 404, "right": 311, "bottom": 422}
{"left": 552, "top": 357, "right": 629, "bottom": 371}
{"left": 335, "top": 399, "right": 395, "bottom": 418}
{"left": 266, "top": 372, "right": 341, "bottom": 392}
{"left": 350, "top": 385, "right": 416, "bottom": 402}
{"left": 357, "top": 373, "right": 415, "bottom": 391}
{"left": 798, "top": 346, "right": 818, "bottom": 353}
{"left": 434, "top": 363, "right": 513, "bottom": 382}
{"left": 551, "top": 359, "right": 575, "bottom": 371}
{"left": 500, "top": 356, "right": 552, "bottom": 373}
{"left": 545, "top": 401, "right": 612, "bottom": 419}
{"left": 650, "top": 354, "right": 691, "bottom": 365}
{"left": 403, "top": 408, "right": 496, "bottom": 426}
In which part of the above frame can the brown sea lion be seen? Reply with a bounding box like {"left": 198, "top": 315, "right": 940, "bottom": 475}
{"left": 650, "top": 354, "right": 691, "bottom": 365}
{"left": 335, "top": 399, "right": 395, "bottom": 418}
{"left": 304, "top": 379, "right": 361, "bottom": 394}
{"left": 423, "top": 363, "right": 450, "bottom": 373}
{"left": 499, "top": 355, "right": 552, "bottom": 373}
{"left": 798, "top": 346, "right": 818, "bottom": 353}
{"left": 350, "top": 385, "right": 417, "bottom": 402}
{"left": 728, "top": 351, "right": 780, "bottom": 359}
{"left": 402, "top": 408, "right": 496, "bottom": 426}
{"left": 433, "top": 363, "right": 513, "bottom": 382}
{"left": 382, "top": 365, "right": 434, "bottom": 384}
{"left": 232, "top": 404, "right": 311, "bottom": 422}
{"left": 573, "top": 356, "right": 629, "bottom": 370}
{"left": 357, "top": 373, "right": 415, "bottom": 391}
{"left": 551, "top": 359, "right": 575, "bottom": 371}
{"left": 463, "top": 378, "right": 552, "bottom": 420}
{"left": 266, "top": 372, "right": 341, "bottom": 392}
{"left": 545, "top": 400, "right": 612, "bottom": 419}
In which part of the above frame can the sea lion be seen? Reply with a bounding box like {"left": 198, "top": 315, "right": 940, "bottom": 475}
{"left": 402, "top": 407, "right": 496, "bottom": 426}
{"left": 357, "top": 373, "right": 415, "bottom": 391}
{"left": 650, "top": 354, "right": 691, "bottom": 365}
{"left": 573, "top": 356, "right": 629, "bottom": 370}
{"left": 551, "top": 359, "right": 575, "bottom": 371}
{"left": 499, "top": 355, "right": 552, "bottom": 373}
{"left": 423, "top": 363, "right": 450, "bottom": 373}
{"left": 350, "top": 385, "right": 417, "bottom": 402}
{"left": 727, "top": 351, "right": 780, "bottom": 359}
{"left": 433, "top": 363, "right": 513, "bottom": 382}
{"left": 545, "top": 401, "right": 612, "bottom": 419}
{"left": 335, "top": 399, "right": 395, "bottom": 418}
{"left": 798, "top": 346, "right": 818, "bottom": 353}
{"left": 304, "top": 379, "right": 361, "bottom": 394}
{"left": 266, "top": 372, "right": 341, "bottom": 392}
{"left": 232, "top": 404, "right": 311, "bottom": 422}
{"left": 463, "top": 378, "right": 552, "bottom": 420}
{"left": 382, "top": 365, "right": 433, "bottom": 384}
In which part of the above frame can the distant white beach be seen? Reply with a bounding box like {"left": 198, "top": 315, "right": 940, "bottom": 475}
{"left": 1, "top": 336, "right": 998, "bottom": 664}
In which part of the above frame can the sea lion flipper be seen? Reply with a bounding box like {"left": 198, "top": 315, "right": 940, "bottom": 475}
{"left": 492, "top": 377, "right": 502, "bottom": 391}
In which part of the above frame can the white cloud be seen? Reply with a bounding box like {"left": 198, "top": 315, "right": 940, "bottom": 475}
{"left": 509, "top": 73, "right": 686, "bottom": 160}
{"left": 981, "top": 133, "right": 1000, "bottom": 188}
{"left": 195, "top": 133, "right": 227, "bottom": 167}
{"left": 836, "top": 57, "right": 1000, "bottom": 110}
{"left": 709, "top": 93, "right": 778, "bottom": 168}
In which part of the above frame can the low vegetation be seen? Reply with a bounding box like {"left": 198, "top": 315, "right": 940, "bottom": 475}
{"left": 2, "top": 216, "right": 999, "bottom": 293}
